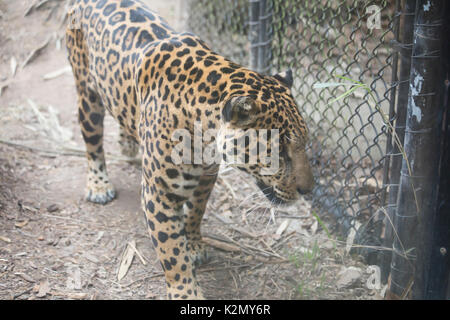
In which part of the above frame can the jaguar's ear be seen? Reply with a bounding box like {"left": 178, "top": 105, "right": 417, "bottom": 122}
{"left": 274, "top": 69, "right": 293, "bottom": 88}
{"left": 222, "top": 96, "right": 260, "bottom": 127}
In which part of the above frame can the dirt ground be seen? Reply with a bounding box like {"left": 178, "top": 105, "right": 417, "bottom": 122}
{"left": 0, "top": 0, "right": 383, "bottom": 300}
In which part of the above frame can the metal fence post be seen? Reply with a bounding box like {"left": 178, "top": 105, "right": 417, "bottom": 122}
{"left": 249, "top": 0, "right": 260, "bottom": 71}
{"left": 422, "top": 3, "right": 450, "bottom": 299}
{"left": 388, "top": 0, "right": 447, "bottom": 299}
{"left": 426, "top": 73, "right": 450, "bottom": 299}
{"left": 380, "top": 0, "right": 416, "bottom": 285}
{"left": 257, "top": 0, "right": 272, "bottom": 74}
{"left": 249, "top": 0, "right": 272, "bottom": 74}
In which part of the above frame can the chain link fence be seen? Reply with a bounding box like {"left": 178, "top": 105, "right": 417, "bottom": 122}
{"left": 187, "top": 0, "right": 250, "bottom": 65}
{"left": 187, "top": 0, "right": 400, "bottom": 262}
{"left": 271, "top": 0, "right": 398, "bottom": 262}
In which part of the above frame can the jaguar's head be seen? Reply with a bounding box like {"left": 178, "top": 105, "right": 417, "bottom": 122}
{"left": 220, "top": 69, "right": 314, "bottom": 205}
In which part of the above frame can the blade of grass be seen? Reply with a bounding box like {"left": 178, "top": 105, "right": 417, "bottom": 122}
{"left": 328, "top": 84, "right": 365, "bottom": 105}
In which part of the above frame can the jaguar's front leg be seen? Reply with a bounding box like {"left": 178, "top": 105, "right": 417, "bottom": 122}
{"left": 184, "top": 173, "right": 218, "bottom": 266}
{"left": 142, "top": 174, "right": 204, "bottom": 300}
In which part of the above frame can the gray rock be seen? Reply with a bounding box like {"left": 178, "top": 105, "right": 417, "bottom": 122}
{"left": 336, "top": 267, "right": 363, "bottom": 289}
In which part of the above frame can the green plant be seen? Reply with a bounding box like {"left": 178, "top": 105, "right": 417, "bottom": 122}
{"left": 288, "top": 253, "right": 301, "bottom": 268}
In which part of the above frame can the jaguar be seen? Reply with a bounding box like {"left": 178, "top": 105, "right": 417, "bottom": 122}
{"left": 66, "top": 0, "right": 314, "bottom": 299}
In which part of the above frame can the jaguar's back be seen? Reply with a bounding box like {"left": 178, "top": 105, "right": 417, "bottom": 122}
{"left": 67, "top": 0, "right": 179, "bottom": 139}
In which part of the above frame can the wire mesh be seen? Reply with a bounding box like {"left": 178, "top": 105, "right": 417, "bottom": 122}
{"left": 186, "top": 0, "right": 250, "bottom": 66}
{"left": 270, "top": 0, "right": 397, "bottom": 259}
{"left": 187, "top": 0, "right": 399, "bottom": 260}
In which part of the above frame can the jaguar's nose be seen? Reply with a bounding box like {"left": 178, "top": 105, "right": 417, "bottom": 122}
{"left": 297, "top": 184, "right": 313, "bottom": 195}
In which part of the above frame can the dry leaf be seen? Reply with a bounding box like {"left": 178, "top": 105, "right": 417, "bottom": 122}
{"left": 128, "top": 241, "right": 147, "bottom": 266}
{"left": 0, "top": 235, "right": 11, "bottom": 243}
{"left": 15, "top": 220, "right": 29, "bottom": 228}
{"left": 117, "top": 240, "right": 136, "bottom": 281}
{"left": 276, "top": 220, "right": 290, "bottom": 236}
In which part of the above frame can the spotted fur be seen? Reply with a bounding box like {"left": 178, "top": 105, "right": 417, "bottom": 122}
{"left": 66, "top": 0, "right": 314, "bottom": 299}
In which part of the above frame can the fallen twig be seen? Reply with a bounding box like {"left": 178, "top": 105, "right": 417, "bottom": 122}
{"left": 203, "top": 236, "right": 241, "bottom": 252}
{"left": 43, "top": 66, "right": 72, "bottom": 80}
{"left": 0, "top": 139, "right": 140, "bottom": 164}
{"left": 205, "top": 232, "right": 287, "bottom": 262}
{"left": 24, "top": 0, "right": 40, "bottom": 16}
{"left": 13, "top": 287, "right": 33, "bottom": 299}
{"left": 24, "top": 0, "right": 56, "bottom": 17}
{"left": 22, "top": 37, "right": 51, "bottom": 68}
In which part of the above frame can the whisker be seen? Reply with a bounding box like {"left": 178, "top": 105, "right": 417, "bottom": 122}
{"left": 284, "top": 134, "right": 304, "bottom": 145}
{"left": 238, "top": 186, "right": 272, "bottom": 208}
{"left": 245, "top": 203, "right": 264, "bottom": 217}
